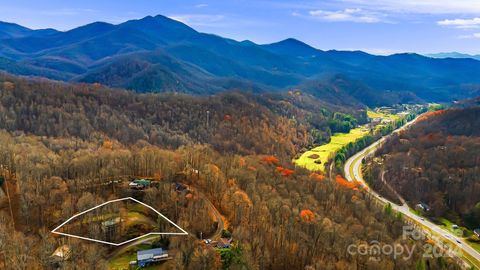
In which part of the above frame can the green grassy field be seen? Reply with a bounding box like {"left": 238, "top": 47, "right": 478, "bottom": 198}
{"left": 367, "top": 110, "right": 401, "bottom": 121}
{"left": 294, "top": 127, "right": 369, "bottom": 172}
{"left": 437, "top": 217, "right": 472, "bottom": 237}
{"left": 367, "top": 110, "right": 402, "bottom": 133}
{"left": 294, "top": 109, "right": 403, "bottom": 172}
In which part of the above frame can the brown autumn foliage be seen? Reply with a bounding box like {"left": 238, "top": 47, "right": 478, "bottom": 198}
{"left": 309, "top": 172, "right": 325, "bottom": 181}
{"left": 0, "top": 131, "right": 459, "bottom": 269}
{"left": 0, "top": 74, "right": 367, "bottom": 160}
{"left": 0, "top": 74, "right": 460, "bottom": 270}
{"left": 366, "top": 107, "right": 480, "bottom": 229}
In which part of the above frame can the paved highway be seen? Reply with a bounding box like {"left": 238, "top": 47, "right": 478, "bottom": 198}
{"left": 344, "top": 117, "right": 480, "bottom": 269}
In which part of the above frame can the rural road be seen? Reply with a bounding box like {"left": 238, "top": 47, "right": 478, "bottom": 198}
{"left": 187, "top": 184, "right": 225, "bottom": 240}
{"left": 344, "top": 117, "right": 480, "bottom": 269}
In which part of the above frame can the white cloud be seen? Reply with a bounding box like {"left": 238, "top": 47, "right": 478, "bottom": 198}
{"left": 169, "top": 13, "right": 274, "bottom": 29}
{"left": 339, "top": 47, "right": 402, "bottom": 55}
{"left": 308, "top": 8, "right": 382, "bottom": 23}
{"left": 338, "top": 0, "right": 480, "bottom": 14}
{"left": 458, "top": 33, "right": 480, "bottom": 39}
{"left": 169, "top": 14, "right": 226, "bottom": 27}
{"left": 195, "top": 4, "right": 208, "bottom": 8}
{"left": 437, "top": 18, "right": 480, "bottom": 29}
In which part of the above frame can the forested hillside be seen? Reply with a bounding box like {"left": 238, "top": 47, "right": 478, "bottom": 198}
{"left": 0, "top": 128, "right": 459, "bottom": 269}
{"left": 1, "top": 15, "right": 480, "bottom": 105}
{"left": 365, "top": 107, "right": 480, "bottom": 229}
{"left": 0, "top": 74, "right": 462, "bottom": 269}
{"left": 0, "top": 74, "right": 370, "bottom": 159}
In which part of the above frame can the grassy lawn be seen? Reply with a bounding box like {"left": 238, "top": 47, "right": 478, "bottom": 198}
{"left": 109, "top": 244, "right": 151, "bottom": 270}
{"left": 108, "top": 211, "right": 169, "bottom": 270}
{"left": 127, "top": 211, "right": 156, "bottom": 227}
{"left": 436, "top": 217, "right": 473, "bottom": 238}
{"left": 127, "top": 202, "right": 149, "bottom": 214}
{"left": 367, "top": 110, "right": 401, "bottom": 121}
{"left": 109, "top": 251, "right": 136, "bottom": 270}
{"left": 294, "top": 127, "right": 369, "bottom": 172}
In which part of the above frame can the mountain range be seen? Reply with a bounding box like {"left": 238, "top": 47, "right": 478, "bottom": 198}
{"left": 1, "top": 15, "right": 480, "bottom": 106}
{"left": 426, "top": 52, "right": 480, "bottom": 61}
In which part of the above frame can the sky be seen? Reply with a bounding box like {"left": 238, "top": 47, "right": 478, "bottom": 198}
{"left": 1, "top": 0, "right": 480, "bottom": 55}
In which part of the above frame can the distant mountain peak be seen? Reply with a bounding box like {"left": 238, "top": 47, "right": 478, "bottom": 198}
{"left": 120, "top": 14, "right": 198, "bottom": 36}
{"left": 67, "top": 21, "right": 114, "bottom": 32}
{"left": 60, "top": 21, "right": 116, "bottom": 39}
{"left": 262, "top": 38, "right": 321, "bottom": 57}
{"left": 268, "top": 38, "right": 314, "bottom": 48}
{"left": 240, "top": 40, "right": 257, "bottom": 46}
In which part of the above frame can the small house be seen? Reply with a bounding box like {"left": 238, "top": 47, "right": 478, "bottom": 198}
{"left": 415, "top": 202, "right": 430, "bottom": 212}
{"left": 381, "top": 119, "right": 393, "bottom": 125}
{"left": 217, "top": 238, "right": 233, "bottom": 248}
{"left": 101, "top": 217, "right": 121, "bottom": 229}
{"left": 137, "top": 248, "right": 168, "bottom": 267}
{"left": 129, "top": 179, "right": 151, "bottom": 190}
{"left": 51, "top": 245, "right": 71, "bottom": 262}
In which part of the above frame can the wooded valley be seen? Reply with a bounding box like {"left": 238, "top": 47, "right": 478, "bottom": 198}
{"left": 0, "top": 74, "right": 459, "bottom": 269}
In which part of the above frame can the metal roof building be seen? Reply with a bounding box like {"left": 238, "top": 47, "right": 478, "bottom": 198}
{"left": 137, "top": 248, "right": 168, "bottom": 267}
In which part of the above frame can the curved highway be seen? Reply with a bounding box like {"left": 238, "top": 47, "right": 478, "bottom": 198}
{"left": 344, "top": 117, "right": 480, "bottom": 269}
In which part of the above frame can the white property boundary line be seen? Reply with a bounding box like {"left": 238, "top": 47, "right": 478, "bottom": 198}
{"left": 51, "top": 197, "right": 188, "bottom": 246}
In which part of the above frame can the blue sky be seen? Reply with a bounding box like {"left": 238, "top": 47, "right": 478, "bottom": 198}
{"left": 1, "top": 0, "right": 480, "bottom": 55}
